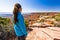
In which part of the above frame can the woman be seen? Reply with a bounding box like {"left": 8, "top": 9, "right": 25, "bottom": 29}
{"left": 13, "top": 3, "right": 27, "bottom": 40}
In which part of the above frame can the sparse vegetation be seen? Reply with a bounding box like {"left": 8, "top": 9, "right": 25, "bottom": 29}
{"left": 52, "top": 14, "right": 60, "bottom": 21}
{"left": 0, "top": 17, "right": 13, "bottom": 32}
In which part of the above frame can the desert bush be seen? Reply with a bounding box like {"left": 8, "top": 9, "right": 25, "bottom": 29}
{"left": 24, "top": 20, "right": 29, "bottom": 27}
{"left": 55, "top": 16, "right": 60, "bottom": 21}
{"left": 52, "top": 14, "right": 60, "bottom": 21}
{"left": 0, "top": 17, "right": 13, "bottom": 32}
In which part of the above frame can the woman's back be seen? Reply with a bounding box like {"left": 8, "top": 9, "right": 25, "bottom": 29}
{"left": 14, "top": 12, "right": 27, "bottom": 36}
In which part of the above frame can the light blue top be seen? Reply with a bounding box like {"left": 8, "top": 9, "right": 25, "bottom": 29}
{"left": 13, "top": 12, "right": 27, "bottom": 36}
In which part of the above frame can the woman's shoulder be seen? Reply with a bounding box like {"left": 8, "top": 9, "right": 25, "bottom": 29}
{"left": 17, "top": 12, "right": 23, "bottom": 19}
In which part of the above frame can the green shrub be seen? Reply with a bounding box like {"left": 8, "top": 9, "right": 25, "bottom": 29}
{"left": 24, "top": 20, "right": 28, "bottom": 27}
{"left": 55, "top": 16, "right": 60, "bottom": 21}
{"left": 52, "top": 16, "right": 55, "bottom": 18}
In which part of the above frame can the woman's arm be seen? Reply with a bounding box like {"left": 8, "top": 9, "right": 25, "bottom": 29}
{"left": 16, "top": 14, "right": 27, "bottom": 36}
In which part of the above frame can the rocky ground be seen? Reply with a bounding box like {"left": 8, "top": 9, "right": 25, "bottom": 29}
{"left": 26, "top": 27, "right": 60, "bottom": 40}
{"left": 3, "top": 27, "right": 60, "bottom": 40}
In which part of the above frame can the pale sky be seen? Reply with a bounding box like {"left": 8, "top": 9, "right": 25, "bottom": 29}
{"left": 0, "top": 0, "right": 60, "bottom": 13}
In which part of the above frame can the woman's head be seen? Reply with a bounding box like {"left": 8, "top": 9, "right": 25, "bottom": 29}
{"left": 13, "top": 3, "right": 22, "bottom": 23}
{"left": 14, "top": 3, "right": 22, "bottom": 12}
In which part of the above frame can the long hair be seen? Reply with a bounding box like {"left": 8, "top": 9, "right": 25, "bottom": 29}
{"left": 13, "top": 3, "right": 21, "bottom": 23}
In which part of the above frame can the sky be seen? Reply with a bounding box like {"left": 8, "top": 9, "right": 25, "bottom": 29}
{"left": 0, "top": 0, "right": 60, "bottom": 13}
